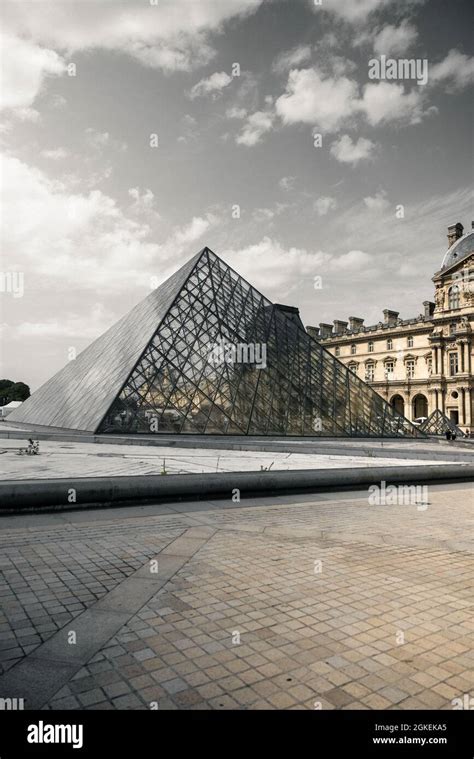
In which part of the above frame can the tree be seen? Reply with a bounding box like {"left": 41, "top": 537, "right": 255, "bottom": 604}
{"left": 0, "top": 380, "right": 30, "bottom": 404}
{"left": 0, "top": 380, "right": 14, "bottom": 406}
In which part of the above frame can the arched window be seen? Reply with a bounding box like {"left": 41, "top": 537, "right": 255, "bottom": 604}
{"left": 335, "top": 346, "right": 340, "bottom": 356}
{"left": 390, "top": 395, "right": 405, "bottom": 416}
{"left": 407, "top": 335, "right": 413, "bottom": 348}
{"left": 448, "top": 285, "right": 460, "bottom": 309}
{"left": 350, "top": 344, "right": 356, "bottom": 355}
{"left": 368, "top": 341, "right": 374, "bottom": 352}
{"left": 387, "top": 338, "right": 393, "bottom": 350}
{"left": 412, "top": 394, "right": 428, "bottom": 419}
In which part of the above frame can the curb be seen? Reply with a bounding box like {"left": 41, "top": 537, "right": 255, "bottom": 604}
{"left": 1, "top": 464, "right": 473, "bottom": 513}
{"left": 1, "top": 428, "right": 473, "bottom": 462}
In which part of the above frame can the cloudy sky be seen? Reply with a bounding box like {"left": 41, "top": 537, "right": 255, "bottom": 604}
{"left": 1, "top": 0, "right": 473, "bottom": 390}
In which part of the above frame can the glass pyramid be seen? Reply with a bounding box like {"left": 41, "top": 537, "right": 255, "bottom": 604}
{"left": 96, "top": 248, "right": 421, "bottom": 437}
{"left": 419, "top": 409, "right": 464, "bottom": 437}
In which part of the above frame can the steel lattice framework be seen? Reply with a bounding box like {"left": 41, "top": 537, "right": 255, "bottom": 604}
{"left": 419, "top": 409, "right": 464, "bottom": 437}
{"left": 11, "top": 247, "right": 423, "bottom": 437}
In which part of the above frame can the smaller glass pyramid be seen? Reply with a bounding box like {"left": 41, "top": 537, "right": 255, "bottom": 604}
{"left": 419, "top": 410, "right": 465, "bottom": 437}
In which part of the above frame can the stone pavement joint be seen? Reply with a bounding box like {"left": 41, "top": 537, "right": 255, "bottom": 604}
{"left": 0, "top": 485, "right": 472, "bottom": 711}
{"left": 0, "top": 528, "right": 215, "bottom": 709}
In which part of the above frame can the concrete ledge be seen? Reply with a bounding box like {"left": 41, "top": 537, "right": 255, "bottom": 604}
{"left": 1, "top": 427, "right": 473, "bottom": 461}
{"left": 0, "top": 464, "right": 473, "bottom": 513}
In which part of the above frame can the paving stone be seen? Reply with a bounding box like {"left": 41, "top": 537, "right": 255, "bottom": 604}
{"left": 0, "top": 482, "right": 471, "bottom": 712}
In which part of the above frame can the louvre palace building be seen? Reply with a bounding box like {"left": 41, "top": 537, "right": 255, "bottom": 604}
{"left": 308, "top": 222, "right": 474, "bottom": 435}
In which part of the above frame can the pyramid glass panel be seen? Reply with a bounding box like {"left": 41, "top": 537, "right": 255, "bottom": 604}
{"left": 94, "top": 248, "right": 422, "bottom": 437}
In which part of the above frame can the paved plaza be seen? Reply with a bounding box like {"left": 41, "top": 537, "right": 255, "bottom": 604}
{"left": 0, "top": 436, "right": 461, "bottom": 480}
{"left": 0, "top": 482, "right": 472, "bottom": 710}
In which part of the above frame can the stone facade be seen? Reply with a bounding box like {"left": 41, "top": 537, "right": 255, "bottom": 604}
{"left": 307, "top": 222, "right": 474, "bottom": 434}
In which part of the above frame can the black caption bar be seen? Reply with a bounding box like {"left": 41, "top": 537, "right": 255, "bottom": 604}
{"left": 0, "top": 709, "right": 472, "bottom": 757}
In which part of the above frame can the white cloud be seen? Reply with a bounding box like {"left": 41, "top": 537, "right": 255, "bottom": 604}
{"left": 188, "top": 71, "right": 232, "bottom": 99}
{"left": 359, "top": 81, "right": 431, "bottom": 126}
{"left": 13, "top": 107, "right": 41, "bottom": 123}
{"left": 279, "top": 176, "right": 296, "bottom": 192}
{"left": 85, "top": 128, "right": 127, "bottom": 152}
{"left": 363, "top": 190, "right": 389, "bottom": 210}
{"left": 128, "top": 187, "right": 157, "bottom": 214}
{"left": 226, "top": 106, "right": 248, "bottom": 119}
{"left": 0, "top": 1, "right": 267, "bottom": 114}
{"left": 172, "top": 214, "right": 217, "bottom": 245}
{"left": 126, "top": 34, "right": 215, "bottom": 73}
{"left": 2, "top": 153, "right": 158, "bottom": 290}
{"left": 429, "top": 49, "right": 474, "bottom": 91}
{"left": 330, "top": 249, "right": 372, "bottom": 271}
{"left": 0, "top": 31, "right": 65, "bottom": 112}
{"left": 50, "top": 94, "right": 67, "bottom": 109}
{"left": 221, "top": 237, "right": 373, "bottom": 294}
{"left": 275, "top": 68, "right": 359, "bottom": 132}
{"left": 2, "top": 1, "right": 266, "bottom": 77}
{"left": 252, "top": 202, "right": 289, "bottom": 222}
{"left": 221, "top": 237, "right": 327, "bottom": 291}
{"left": 40, "top": 148, "right": 69, "bottom": 160}
{"left": 316, "top": 0, "right": 390, "bottom": 22}
{"left": 85, "top": 128, "right": 110, "bottom": 149}
{"left": 253, "top": 208, "right": 276, "bottom": 222}
{"left": 177, "top": 114, "right": 199, "bottom": 144}
{"left": 314, "top": 196, "right": 337, "bottom": 216}
{"left": 236, "top": 110, "right": 275, "bottom": 146}
{"left": 373, "top": 21, "right": 418, "bottom": 56}
{"left": 272, "top": 45, "right": 312, "bottom": 74}
{"left": 330, "top": 134, "right": 376, "bottom": 165}
{"left": 0, "top": 152, "right": 216, "bottom": 294}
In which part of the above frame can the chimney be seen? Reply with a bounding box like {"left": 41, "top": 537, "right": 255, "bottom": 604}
{"left": 423, "top": 301, "right": 435, "bottom": 318}
{"left": 333, "top": 320, "right": 348, "bottom": 335}
{"left": 383, "top": 309, "right": 399, "bottom": 326}
{"left": 447, "top": 222, "right": 463, "bottom": 248}
{"left": 348, "top": 316, "right": 364, "bottom": 331}
{"left": 319, "top": 323, "right": 333, "bottom": 338}
{"left": 306, "top": 326, "right": 320, "bottom": 340}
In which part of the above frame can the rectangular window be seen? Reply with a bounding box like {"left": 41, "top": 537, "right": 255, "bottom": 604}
{"left": 449, "top": 352, "right": 458, "bottom": 375}
{"left": 335, "top": 346, "right": 340, "bottom": 356}
{"left": 365, "top": 364, "right": 375, "bottom": 381}
{"left": 406, "top": 360, "right": 415, "bottom": 379}
{"left": 385, "top": 361, "right": 394, "bottom": 379}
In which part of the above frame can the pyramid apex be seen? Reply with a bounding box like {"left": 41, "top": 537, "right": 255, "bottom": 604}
{"left": 197, "top": 245, "right": 217, "bottom": 257}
